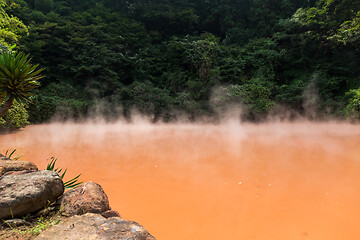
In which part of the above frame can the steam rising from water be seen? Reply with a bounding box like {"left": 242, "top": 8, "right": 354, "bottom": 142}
{"left": 1, "top": 120, "right": 360, "bottom": 240}
{"left": 303, "top": 73, "right": 320, "bottom": 119}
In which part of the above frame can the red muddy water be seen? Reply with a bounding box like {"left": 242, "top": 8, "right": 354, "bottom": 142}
{"left": 1, "top": 122, "right": 360, "bottom": 240}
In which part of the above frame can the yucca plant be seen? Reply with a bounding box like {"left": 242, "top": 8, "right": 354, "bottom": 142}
{"left": 46, "top": 157, "right": 82, "bottom": 189}
{"left": 0, "top": 51, "right": 44, "bottom": 118}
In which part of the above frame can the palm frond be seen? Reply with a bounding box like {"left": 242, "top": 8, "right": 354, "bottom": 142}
{"left": 0, "top": 51, "right": 43, "bottom": 105}
{"left": 4, "top": 148, "right": 22, "bottom": 160}
{"left": 46, "top": 157, "right": 83, "bottom": 190}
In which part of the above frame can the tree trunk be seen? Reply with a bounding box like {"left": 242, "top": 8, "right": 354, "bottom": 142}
{"left": 0, "top": 98, "right": 13, "bottom": 118}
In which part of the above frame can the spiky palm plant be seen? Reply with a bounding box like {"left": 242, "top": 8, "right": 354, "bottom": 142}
{"left": 46, "top": 157, "right": 83, "bottom": 189}
{"left": 0, "top": 51, "right": 44, "bottom": 118}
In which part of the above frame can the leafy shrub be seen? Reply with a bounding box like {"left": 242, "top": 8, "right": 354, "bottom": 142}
{"left": 28, "top": 83, "right": 91, "bottom": 122}
{"left": 118, "top": 81, "right": 175, "bottom": 121}
{"left": 213, "top": 79, "right": 275, "bottom": 119}
{"left": 0, "top": 101, "right": 29, "bottom": 129}
{"left": 31, "top": 10, "right": 46, "bottom": 23}
{"left": 34, "top": 0, "right": 53, "bottom": 13}
{"left": 345, "top": 88, "right": 360, "bottom": 119}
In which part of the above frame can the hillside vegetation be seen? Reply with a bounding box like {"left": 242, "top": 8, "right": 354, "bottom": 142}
{"left": 2, "top": 0, "right": 360, "bottom": 123}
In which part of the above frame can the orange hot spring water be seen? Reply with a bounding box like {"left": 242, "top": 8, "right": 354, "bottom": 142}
{"left": 0, "top": 122, "right": 360, "bottom": 240}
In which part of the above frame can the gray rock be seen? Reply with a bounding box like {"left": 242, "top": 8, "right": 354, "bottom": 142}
{"left": 3, "top": 170, "right": 36, "bottom": 176}
{"left": 0, "top": 170, "right": 64, "bottom": 219}
{"left": 0, "top": 159, "right": 38, "bottom": 177}
{"left": 35, "top": 213, "right": 156, "bottom": 240}
{"left": 57, "top": 181, "right": 110, "bottom": 216}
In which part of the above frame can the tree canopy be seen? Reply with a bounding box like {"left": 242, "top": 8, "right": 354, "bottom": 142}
{"left": 1, "top": 0, "right": 359, "bottom": 122}
{"left": 0, "top": 0, "right": 27, "bottom": 49}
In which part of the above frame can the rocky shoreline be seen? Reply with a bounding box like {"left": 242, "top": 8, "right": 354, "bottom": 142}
{"left": 0, "top": 154, "right": 155, "bottom": 239}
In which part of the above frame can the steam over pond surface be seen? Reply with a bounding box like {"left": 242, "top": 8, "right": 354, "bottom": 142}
{"left": 1, "top": 121, "right": 360, "bottom": 240}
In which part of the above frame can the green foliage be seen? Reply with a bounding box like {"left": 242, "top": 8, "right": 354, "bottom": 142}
{"left": 0, "top": 51, "right": 43, "bottom": 104}
{"left": 116, "top": 81, "right": 175, "bottom": 121}
{"left": 291, "top": 0, "right": 360, "bottom": 48}
{"left": 2, "top": 0, "right": 357, "bottom": 121}
{"left": 4, "top": 148, "right": 22, "bottom": 160}
{"left": 0, "top": 0, "right": 28, "bottom": 49}
{"left": 46, "top": 157, "right": 82, "bottom": 189}
{"left": 345, "top": 88, "right": 360, "bottom": 119}
{"left": 213, "top": 80, "right": 275, "bottom": 116}
{"left": 28, "top": 82, "right": 91, "bottom": 122}
{"left": 31, "top": 10, "right": 46, "bottom": 22}
{"left": 185, "top": 34, "right": 220, "bottom": 82}
{"left": 7, "top": 216, "right": 61, "bottom": 237}
{"left": 276, "top": 79, "right": 305, "bottom": 106}
{"left": 332, "top": 11, "right": 360, "bottom": 48}
{"left": 0, "top": 100, "right": 29, "bottom": 128}
{"left": 131, "top": 1, "right": 199, "bottom": 38}
{"left": 34, "top": 0, "right": 53, "bottom": 13}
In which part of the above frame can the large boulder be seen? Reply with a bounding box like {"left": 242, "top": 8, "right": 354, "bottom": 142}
{"left": 57, "top": 181, "right": 110, "bottom": 216}
{"left": 0, "top": 159, "right": 38, "bottom": 177}
{"left": 0, "top": 170, "right": 64, "bottom": 219}
{"left": 35, "top": 213, "right": 156, "bottom": 240}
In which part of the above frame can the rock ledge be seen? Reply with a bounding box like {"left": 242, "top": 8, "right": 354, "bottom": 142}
{"left": 35, "top": 213, "right": 156, "bottom": 240}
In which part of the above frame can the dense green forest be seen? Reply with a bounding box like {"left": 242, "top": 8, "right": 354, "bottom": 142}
{"left": 1, "top": 0, "right": 360, "bottom": 125}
